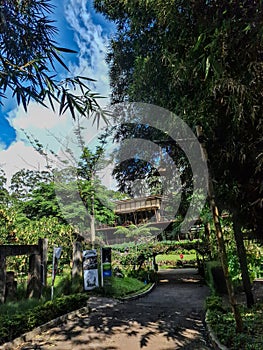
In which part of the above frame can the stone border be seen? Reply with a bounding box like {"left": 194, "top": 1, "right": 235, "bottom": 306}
{"left": 0, "top": 304, "right": 90, "bottom": 350}
{"left": 0, "top": 283, "right": 156, "bottom": 350}
{"left": 119, "top": 282, "right": 156, "bottom": 301}
{"left": 205, "top": 311, "right": 229, "bottom": 350}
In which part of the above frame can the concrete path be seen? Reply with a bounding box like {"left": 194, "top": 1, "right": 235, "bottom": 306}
{"left": 15, "top": 268, "right": 212, "bottom": 350}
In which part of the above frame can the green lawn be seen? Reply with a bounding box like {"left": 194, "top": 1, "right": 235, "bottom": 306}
{"left": 156, "top": 253, "right": 196, "bottom": 263}
{"left": 102, "top": 276, "right": 147, "bottom": 298}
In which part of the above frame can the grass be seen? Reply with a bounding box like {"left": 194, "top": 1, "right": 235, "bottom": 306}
{"left": 0, "top": 297, "right": 45, "bottom": 317}
{"left": 0, "top": 270, "right": 150, "bottom": 346}
{"left": 101, "top": 276, "right": 147, "bottom": 298}
{"left": 206, "top": 297, "right": 263, "bottom": 350}
{"left": 156, "top": 253, "right": 196, "bottom": 262}
{"left": 1, "top": 276, "right": 147, "bottom": 316}
{"left": 0, "top": 293, "right": 90, "bottom": 345}
{"left": 156, "top": 253, "right": 197, "bottom": 269}
{"left": 0, "top": 271, "right": 149, "bottom": 345}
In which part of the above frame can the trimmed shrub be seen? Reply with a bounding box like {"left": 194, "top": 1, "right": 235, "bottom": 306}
{"left": 204, "top": 261, "right": 227, "bottom": 294}
{"left": 0, "top": 293, "right": 89, "bottom": 345}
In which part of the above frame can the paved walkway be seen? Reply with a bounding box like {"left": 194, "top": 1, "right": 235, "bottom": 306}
{"left": 15, "top": 268, "right": 212, "bottom": 350}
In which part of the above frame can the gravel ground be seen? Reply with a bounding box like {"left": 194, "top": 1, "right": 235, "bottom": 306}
{"left": 15, "top": 268, "right": 212, "bottom": 350}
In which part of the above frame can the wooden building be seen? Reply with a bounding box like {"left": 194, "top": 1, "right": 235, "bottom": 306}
{"left": 114, "top": 195, "right": 162, "bottom": 226}
{"left": 95, "top": 195, "right": 175, "bottom": 238}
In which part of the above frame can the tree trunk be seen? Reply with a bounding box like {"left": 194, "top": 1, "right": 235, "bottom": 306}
{"left": 210, "top": 200, "right": 243, "bottom": 332}
{"left": 232, "top": 214, "right": 254, "bottom": 308}
{"left": 26, "top": 254, "right": 41, "bottom": 299}
{"left": 196, "top": 125, "right": 243, "bottom": 332}
{"left": 90, "top": 172, "right": 96, "bottom": 248}
{"left": 72, "top": 241, "right": 83, "bottom": 293}
{"left": 204, "top": 222, "right": 212, "bottom": 259}
{"left": 0, "top": 256, "right": 6, "bottom": 303}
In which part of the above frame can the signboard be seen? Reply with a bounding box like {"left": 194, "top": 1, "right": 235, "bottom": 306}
{"left": 101, "top": 247, "right": 112, "bottom": 287}
{"left": 83, "top": 250, "right": 99, "bottom": 291}
{"left": 51, "top": 246, "right": 62, "bottom": 300}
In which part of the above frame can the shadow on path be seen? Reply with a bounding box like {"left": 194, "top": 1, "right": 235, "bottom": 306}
{"left": 17, "top": 268, "right": 212, "bottom": 350}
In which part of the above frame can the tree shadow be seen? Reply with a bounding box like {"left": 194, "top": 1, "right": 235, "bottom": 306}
{"left": 20, "top": 269, "right": 211, "bottom": 349}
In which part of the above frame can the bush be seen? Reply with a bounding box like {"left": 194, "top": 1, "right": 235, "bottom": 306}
{"left": 0, "top": 293, "right": 89, "bottom": 345}
{"left": 205, "top": 295, "right": 225, "bottom": 313}
{"left": 127, "top": 268, "right": 157, "bottom": 283}
{"left": 206, "top": 299, "right": 263, "bottom": 350}
{"left": 204, "top": 261, "right": 228, "bottom": 294}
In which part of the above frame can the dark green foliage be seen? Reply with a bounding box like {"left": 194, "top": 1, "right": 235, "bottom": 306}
{"left": 127, "top": 268, "right": 157, "bottom": 284}
{"left": 113, "top": 239, "right": 202, "bottom": 255}
{"left": 0, "top": 169, "right": 9, "bottom": 204}
{"left": 204, "top": 261, "right": 226, "bottom": 294}
{"left": 0, "top": 293, "right": 89, "bottom": 344}
{"left": 95, "top": 0, "right": 261, "bottom": 314}
{"left": 22, "top": 182, "right": 62, "bottom": 220}
{"left": 205, "top": 295, "right": 225, "bottom": 313}
{"left": 94, "top": 0, "right": 263, "bottom": 239}
{"left": 112, "top": 240, "right": 202, "bottom": 279}
{"left": 10, "top": 169, "right": 52, "bottom": 200}
{"left": 206, "top": 301, "right": 263, "bottom": 350}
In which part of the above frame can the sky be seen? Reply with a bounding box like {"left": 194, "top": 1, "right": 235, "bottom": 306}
{"left": 0, "top": 0, "right": 116, "bottom": 185}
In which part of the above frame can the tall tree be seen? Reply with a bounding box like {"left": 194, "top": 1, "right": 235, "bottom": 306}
{"left": 10, "top": 169, "right": 52, "bottom": 200}
{"left": 0, "top": 168, "right": 9, "bottom": 204}
{"left": 22, "top": 127, "right": 117, "bottom": 243}
{"left": 94, "top": 0, "right": 263, "bottom": 309}
{"left": 76, "top": 144, "right": 113, "bottom": 246}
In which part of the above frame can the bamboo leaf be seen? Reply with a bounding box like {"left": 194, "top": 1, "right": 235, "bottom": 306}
{"left": 53, "top": 46, "right": 77, "bottom": 54}
{"left": 205, "top": 56, "right": 210, "bottom": 80}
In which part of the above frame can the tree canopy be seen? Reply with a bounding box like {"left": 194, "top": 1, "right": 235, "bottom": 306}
{"left": 94, "top": 0, "right": 263, "bottom": 239}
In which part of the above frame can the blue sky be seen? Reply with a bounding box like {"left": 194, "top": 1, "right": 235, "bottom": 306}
{"left": 0, "top": 0, "right": 116, "bottom": 182}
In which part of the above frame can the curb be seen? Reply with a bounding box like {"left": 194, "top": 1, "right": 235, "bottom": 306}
{"left": 0, "top": 304, "right": 90, "bottom": 350}
{"left": 205, "top": 311, "right": 229, "bottom": 350}
{"left": 119, "top": 282, "right": 156, "bottom": 301}
{"left": 0, "top": 284, "right": 156, "bottom": 350}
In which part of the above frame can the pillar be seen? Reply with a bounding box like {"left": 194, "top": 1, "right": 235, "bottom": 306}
{"left": 72, "top": 242, "right": 83, "bottom": 292}
{"left": 0, "top": 256, "right": 6, "bottom": 303}
{"left": 39, "top": 238, "right": 48, "bottom": 287}
{"left": 26, "top": 253, "right": 41, "bottom": 299}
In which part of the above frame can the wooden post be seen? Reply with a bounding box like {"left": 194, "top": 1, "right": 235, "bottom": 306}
{"left": 39, "top": 238, "right": 48, "bottom": 287}
{"left": 196, "top": 125, "right": 243, "bottom": 332}
{"left": 90, "top": 172, "right": 96, "bottom": 248}
{"left": 26, "top": 253, "right": 41, "bottom": 299}
{"left": 0, "top": 256, "right": 6, "bottom": 303}
{"left": 5, "top": 271, "right": 17, "bottom": 300}
{"left": 72, "top": 242, "right": 83, "bottom": 292}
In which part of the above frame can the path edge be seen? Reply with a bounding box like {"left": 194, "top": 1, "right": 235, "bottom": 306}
{"left": 119, "top": 282, "right": 156, "bottom": 301}
{"left": 0, "top": 283, "right": 156, "bottom": 350}
{"left": 0, "top": 304, "right": 90, "bottom": 350}
{"left": 205, "top": 311, "right": 229, "bottom": 350}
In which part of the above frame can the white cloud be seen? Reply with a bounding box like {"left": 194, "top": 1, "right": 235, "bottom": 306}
{"left": 0, "top": 142, "right": 6, "bottom": 152}
{"left": 7, "top": 103, "right": 75, "bottom": 151}
{"left": 1, "top": 2, "right": 113, "bottom": 184}
{"left": 0, "top": 141, "right": 50, "bottom": 185}
{"left": 64, "top": 0, "right": 112, "bottom": 102}
{"left": 8, "top": 103, "right": 69, "bottom": 130}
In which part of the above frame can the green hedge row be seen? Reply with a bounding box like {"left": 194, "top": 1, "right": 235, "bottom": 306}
{"left": 204, "top": 260, "right": 229, "bottom": 294}
{"left": 0, "top": 293, "right": 89, "bottom": 345}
